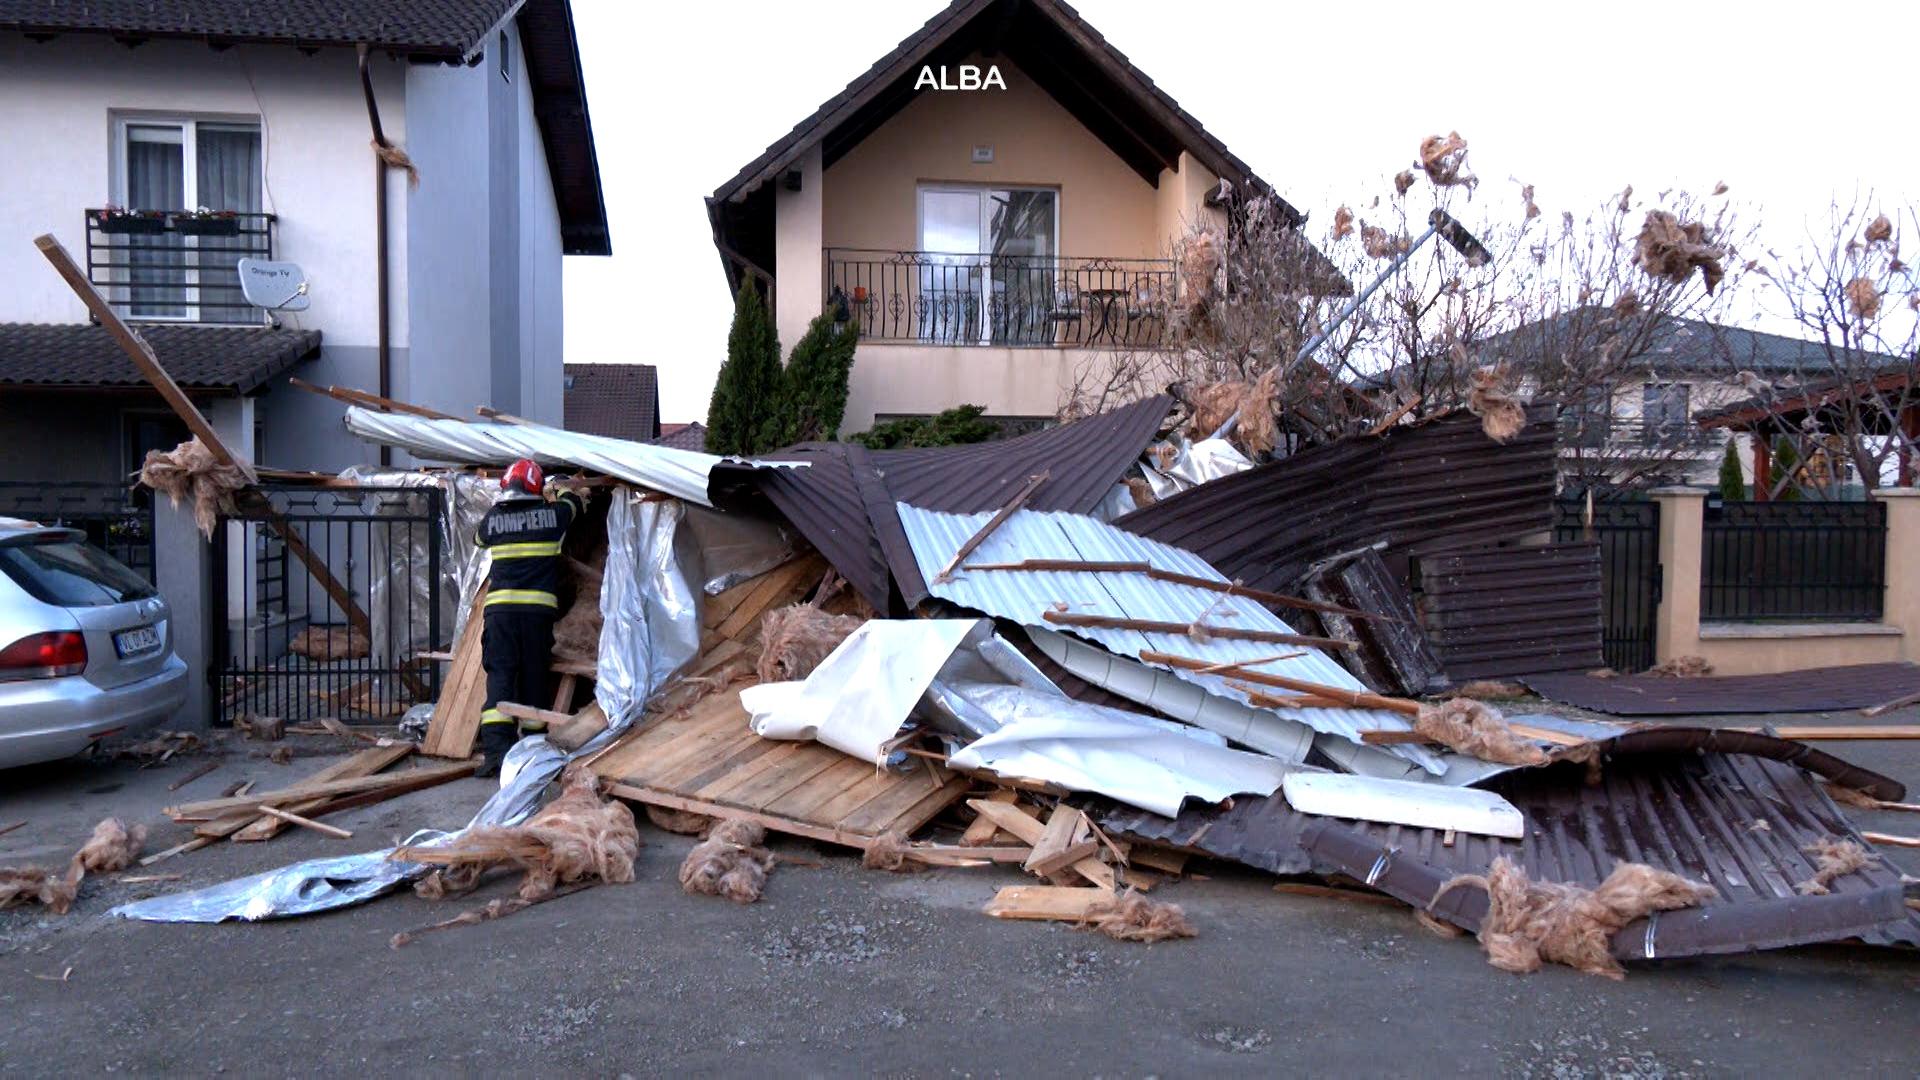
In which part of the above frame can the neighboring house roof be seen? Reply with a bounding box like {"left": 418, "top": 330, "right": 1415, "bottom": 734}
{"left": 0, "top": 0, "right": 609, "bottom": 256}
{"left": 563, "top": 363, "right": 658, "bottom": 442}
{"left": 0, "top": 323, "right": 320, "bottom": 394}
{"left": 707, "top": 0, "right": 1302, "bottom": 286}
{"left": 1482, "top": 310, "right": 1908, "bottom": 378}
{"left": 652, "top": 422, "right": 707, "bottom": 451}
{"left": 1697, "top": 369, "right": 1917, "bottom": 431}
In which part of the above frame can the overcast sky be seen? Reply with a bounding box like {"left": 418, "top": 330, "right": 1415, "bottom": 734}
{"left": 562, "top": 0, "right": 1916, "bottom": 423}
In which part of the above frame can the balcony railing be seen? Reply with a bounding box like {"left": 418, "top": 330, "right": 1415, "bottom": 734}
{"left": 1558, "top": 415, "right": 1724, "bottom": 455}
{"left": 85, "top": 209, "right": 276, "bottom": 324}
{"left": 825, "top": 248, "right": 1175, "bottom": 349}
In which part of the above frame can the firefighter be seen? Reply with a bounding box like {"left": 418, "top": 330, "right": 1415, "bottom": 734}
{"left": 473, "top": 458, "right": 584, "bottom": 777}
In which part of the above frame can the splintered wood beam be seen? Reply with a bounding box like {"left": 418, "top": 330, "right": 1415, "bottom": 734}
{"left": 962, "top": 559, "right": 1396, "bottom": 622}
{"left": 1049, "top": 611, "right": 1356, "bottom": 651}
{"left": 287, "top": 377, "right": 460, "bottom": 421}
{"left": 1142, "top": 649, "right": 1417, "bottom": 714}
{"left": 37, "top": 234, "right": 384, "bottom": 647}
{"left": 933, "top": 470, "right": 1049, "bottom": 585}
{"left": 35, "top": 234, "right": 250, "bottom": 477}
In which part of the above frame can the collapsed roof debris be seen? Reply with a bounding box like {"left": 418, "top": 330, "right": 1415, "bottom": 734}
{"left": 61, "top": 378, "right": 1916, "bottom": 976}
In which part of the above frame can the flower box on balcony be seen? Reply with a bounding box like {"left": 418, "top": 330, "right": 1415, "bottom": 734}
{"left": 95, "top": 212, "right": 166, "bottom": 235}
{"left": 172, "top": 213, "right": 241, "bottom": 237}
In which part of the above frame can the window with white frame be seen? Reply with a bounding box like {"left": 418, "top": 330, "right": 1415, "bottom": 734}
{"left": 916, "top": 185, "right": 1059, "bottom": 345}
{"left": 112, "top": 116, "right": 263, "bottom": 322}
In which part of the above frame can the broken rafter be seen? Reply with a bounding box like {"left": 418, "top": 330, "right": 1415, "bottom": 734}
{"left": 1053, "top": 612, "right": 1356, "bottom": 651}
{"left": 1143, "top": 649, "right": 1414, "bottom": 711}
{"left": 287, "top": 377, "right": 459, "bottom": 421}
{"left": 963, "top": 559, "right": 1395, "bottom": 622}
{"left": 934, "top": 470, "right": 1050, "bottom": 585}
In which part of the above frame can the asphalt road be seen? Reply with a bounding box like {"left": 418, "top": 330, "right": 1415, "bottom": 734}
{"left": 3, "top": 709, "right": 1919, "bottom": 1078}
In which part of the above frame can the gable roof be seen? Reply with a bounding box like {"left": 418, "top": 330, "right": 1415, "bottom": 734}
{"left": 1482, "top": 310, "right": 1908, "bottom": 377}
{"left": 707, "top": 0, "right": 1298, "bottom": 284}
{"left": 0, "top": 323, "right": 320, "bottom": 394}
{"left": 0, "top": 0, "right": 609, "bottom": 256}
{"left": 652, "top": 422, "right": 708, "bottom": 451}
{"left": 563, "top": 363, "right": 658, "bottom": 442}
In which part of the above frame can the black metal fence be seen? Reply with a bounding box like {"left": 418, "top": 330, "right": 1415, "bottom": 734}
{"left": 85, "top": 208, "right": 276, "bottom": 323}
{"left": 1700, "top": 500, "right": 1886, "bottom": 622}
{"left": 0, "top": 481, "right": 155, "bottom": 582}
{"left": 825, "top": 248, "right": 1175, "bottom": 348}
{"left": 1553, "top": 497, "right": 1661, "bottom": 672}
{"left": 212, "top": 486, "right": 443, "bottom": 726}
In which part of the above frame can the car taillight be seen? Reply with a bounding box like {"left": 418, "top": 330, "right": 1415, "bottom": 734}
{"left": 0, "top": 631, "right": 87, "bottom": 680}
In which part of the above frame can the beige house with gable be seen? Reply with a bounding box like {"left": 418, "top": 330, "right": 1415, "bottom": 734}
{"left": 705, "top": 0, "right": 1299, "bottom": 433}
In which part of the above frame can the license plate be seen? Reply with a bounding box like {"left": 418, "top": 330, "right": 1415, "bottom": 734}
{"left": 114, "top": 625, "right": 161, "bottom": 658}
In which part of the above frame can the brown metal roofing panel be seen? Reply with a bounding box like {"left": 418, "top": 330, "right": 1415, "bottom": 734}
{"left": 755, "top": 395, "right": 1171, "bottom": 613}
{"left": 1422, "top": 541, "right": 1605, "bottom": 681}
{"left": 563, "top": 363, "right": 657, "bottom": 442}
{"left": 1095, "top": 740, "right": 1912, "bottom": 961}
{"left": 0, "top": 323, "right": 320, "bottom": 393}
{"left": 1117, "top": 406, "right": 1559, "bottom": 596}
{"left": 1523, "top": 662, "right": 1920, "bottom": 716}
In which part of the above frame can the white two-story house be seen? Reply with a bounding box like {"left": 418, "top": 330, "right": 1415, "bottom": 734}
{"left": 0, "top": 0, "right": 607, "bottom": 501}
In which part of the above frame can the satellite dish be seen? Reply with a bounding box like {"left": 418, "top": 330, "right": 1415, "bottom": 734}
{"left": 237, "top": 258, "right": 310, "bottom": 311}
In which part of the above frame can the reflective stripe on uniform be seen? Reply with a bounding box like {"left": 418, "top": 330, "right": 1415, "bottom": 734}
{"left": 519, "top": 720, "right": 548, "bottom": 733}
{"left": 483, "top": 588, "right": 559, "bottom": 608}
{"left": 480, "top": 708, "right": 514, "bottom": 726}
{"left": 487, "top": 540, "right": 564, "bottom": 560}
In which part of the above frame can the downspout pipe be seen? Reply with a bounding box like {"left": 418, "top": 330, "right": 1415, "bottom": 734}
{"left": 357, "top": 43, "right": 393, "bottom": 466}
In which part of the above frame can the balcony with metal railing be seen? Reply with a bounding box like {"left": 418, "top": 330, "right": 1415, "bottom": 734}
{"left": 84, "top": 208, "right": 277, "bottom": 324}
{"left": 1558, "top": 414, "right": 1726, "bottom": 456}
{"left": 825, "top": 248, "right": 1175, "bottom": 349}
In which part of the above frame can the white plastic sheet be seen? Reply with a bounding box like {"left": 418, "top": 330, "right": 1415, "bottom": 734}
{"left": 743, "top": 619, "right": 992, "bottom": 764}
{"left": 342, "top": 406, "right": 805, "bottom": 507}
{"left": 945, "top": 683, "right": 1294, "bottom": 817}
{"left": 1141, "top": 437, "right": 1254, "bottom": 499}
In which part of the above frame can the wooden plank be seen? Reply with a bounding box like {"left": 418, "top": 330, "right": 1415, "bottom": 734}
{"left": 607, "top": 783, "right": 880, "bottom": 852}
{"left": 1129, "top": 845, "right": 1189, "bottom": 876}
{"left": 258, "top": 805, "right": 353, "bottom": 839}
{"left": 968, "top": 800, "right": 1116, "bottom": 890}
{"left": 550, "top": 672, "right": 579, "bottom": 712}
{"left": 759, "top": 757, "right": 885, "bottom": 820}
{"left": 960, "top": 789, "right": 1019, "bottom": 846}
{"left": 1862, "top": 831, "right": 1920, "bottom": 848}
{"left": 421, "top": 592, "right": 489, "bottom": 759}
{"left": 1144, "top": 650, "right": 1419, "bottom": 713}
{"left": 1023, "top": 806, "right": 1093, "bottom": 877}
{"left": 713, "top": 558, "right": 820, "bottom": 642}
{"left": 720, "top": 748, "right": 850, "bottom": 812}
{"left": 1050, "top": 612, "right": 1354, "bottom": 650}
{"left": 226, "top": 743, "right": 413, "bottom": 842}
{"left": 837, "top": 768, "right": 958, "bottom": 835}
{"left": 931, "top": 469, "right": 1048, "bottom": 584}
{"left": 1863, "top": 689, "right": 1920, "bottom": 718}
{"left": 170, "top": 759, "right": 475, "bottom": 819}
{"left": 876, "top": 773, "right": 974, "bottom": 839}
{"left": 984, "top": 885, "right": 1109, "bottom": 922}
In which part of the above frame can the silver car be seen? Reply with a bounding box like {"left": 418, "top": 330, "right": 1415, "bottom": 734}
{"left": 0, "top": 520, "right": 187, "bottom": 769}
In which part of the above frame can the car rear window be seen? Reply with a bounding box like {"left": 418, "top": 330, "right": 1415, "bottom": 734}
{"left": 0, "top": 539, "right": 157, "bottom": 607}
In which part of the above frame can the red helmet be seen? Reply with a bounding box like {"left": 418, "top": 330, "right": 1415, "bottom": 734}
{"left": 502, "top": 458, "right": 543, "bottom": 494}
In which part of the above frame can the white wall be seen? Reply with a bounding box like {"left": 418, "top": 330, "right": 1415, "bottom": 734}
{"left": 403, "top": 21, "right": 565, "bottom": 426}
{"left": 0, "top": 35, "right": 405, "bottom": 347}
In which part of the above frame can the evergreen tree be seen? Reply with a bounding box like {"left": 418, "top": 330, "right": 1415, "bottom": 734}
{"left": 1716, "top": 438, "right": 1746, "bottom": 501}
{"left": 776, "top": 313, "right": 860, "bottom": 445}
{"left": 1770, "top": 435, "right": 1803, "bottom": 501}
{"left": 705, "top": 279, "right": 783, "bottom": 456}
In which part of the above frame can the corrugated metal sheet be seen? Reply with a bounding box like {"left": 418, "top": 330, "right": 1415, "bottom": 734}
{"left": 1117, "top": 406, "right": 1559, "bottom": 595}
{"left": 755, "top": 396, "right": 1171, "bottom": 612}
{"left": 894, "top": 504, "right": 1449, "bottom": 772}
{"left": 1524, "top": 662, "right": 1920, "bottom": 716}
{"left": 1422, "top": 542, "right": 1605, "bottom": 681}
{"left": 1095, "top": 734, "right": 1913, "bottom": 960}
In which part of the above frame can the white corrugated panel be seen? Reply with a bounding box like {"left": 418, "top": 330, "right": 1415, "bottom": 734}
{"left": 895, "top": 503, "right": 1443, "bottom": 772}
{"left": 343, "top": 407, "right": 804, "bottom": 507}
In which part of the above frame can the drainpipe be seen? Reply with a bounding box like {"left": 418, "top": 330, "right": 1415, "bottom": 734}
{"left": 357, "top": 43, "right": 393, "bottom": 466}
